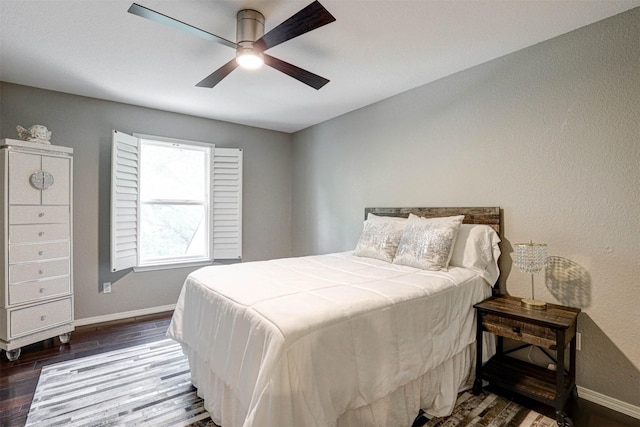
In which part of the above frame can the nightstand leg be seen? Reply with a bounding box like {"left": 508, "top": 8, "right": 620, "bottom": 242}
{"left": 556, "top": 410, "right": 573, "bottom": 427}
{"left": 473, "top": 378, "right": 483, "bottom": 395}
{"left": 556, "top": 330, "right": 566, "bottom": 401}
{"left": 556, "top": 330, "right": 573, "bottom": 427}
{"left": 474, "top": 312, "right": 483, "bottom": 395}
{"left": 569, "top": 333, "right": 577, "bottom": 391}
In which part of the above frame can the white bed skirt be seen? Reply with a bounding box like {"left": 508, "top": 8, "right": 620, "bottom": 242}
{"left": 184, "top": 333, "right": 495, "bottom": 427}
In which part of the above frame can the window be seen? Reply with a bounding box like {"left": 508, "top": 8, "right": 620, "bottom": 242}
{"left": 110, "top": 131, "right": 242, "bottom": 272}
{"left": 139, "top": 139, "right": 210, "bottom": 265}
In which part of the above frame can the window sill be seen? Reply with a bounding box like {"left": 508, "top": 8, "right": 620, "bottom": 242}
{"left": 133, "top": 260, "right": 213, "bottom": 273}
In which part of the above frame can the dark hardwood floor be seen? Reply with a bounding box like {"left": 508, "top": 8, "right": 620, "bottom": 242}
{"left": 486, "top": 384, "right": 640, "bottom": 427}
{"left": 1, "top": 311, "right": 638, "bottom": 427}
{"left": 0, "top": 311, "right": 173, "bottom": 427}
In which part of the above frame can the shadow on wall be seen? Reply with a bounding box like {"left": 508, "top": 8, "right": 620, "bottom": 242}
{"left": 577, "top": 313, "right": 640, "bottom": 407}
{"left": 496, "top": 238, "right": 513, "bottom": 294}
{"left": 545, "top": 256, "right": 592, "bottom": 309}
{"left": 498, "top": 244, "right": 591, "bottom": 310}
{"left": 541, "top": 257, "right": 639, "bottom": 406}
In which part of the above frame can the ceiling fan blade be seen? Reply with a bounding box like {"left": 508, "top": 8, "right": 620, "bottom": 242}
{"left": 264, "top": 54, "right": 329, "bottom": 90}
{"left": 128, "top": 3, "right": 237, "bottom": 49}
{"left": 253, "top": 1, "right": 336, "bottom": 52}
{"left": 196, "top": 59, "right": 239, "bottom": 88}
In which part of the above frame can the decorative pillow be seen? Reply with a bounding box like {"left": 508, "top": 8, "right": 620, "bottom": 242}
{"left": 450, "top": 224, "right": 501, "bottom": 284}
{"left": 353, "top": 213, "right": 406, "bottom": 262}
{"left": 392, "top": 214, "right": 464, "bottom": 271}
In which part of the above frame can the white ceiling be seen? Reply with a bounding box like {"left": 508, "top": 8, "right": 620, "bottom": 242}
{"left": 1, "top": 1, "right": 639, "bottom": 133}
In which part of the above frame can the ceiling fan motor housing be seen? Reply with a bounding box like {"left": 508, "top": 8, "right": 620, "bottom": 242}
{"left": 236, "top": 9, "right": 265, "bottom": 58}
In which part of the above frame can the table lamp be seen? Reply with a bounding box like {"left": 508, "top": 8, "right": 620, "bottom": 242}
{"left": 513, "top": 241, "right": 548, "bottom": 310}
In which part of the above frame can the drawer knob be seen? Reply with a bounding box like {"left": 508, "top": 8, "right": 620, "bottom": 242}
{"left": 39, "top": 212, "right": 45, "bottom": 217}
{"left": 41, "top": 315, "right": 47, "bottom": 321}
{"left": 39, "top": 269, "right": 45, "bottom": 275}
{"left": 39, "top": 231, "right": 45, "bottom": 237}
{"left": 39, "top": 288, "right": 45, "bottom": 294}
{"left": 512, "top": 326, "right": 521, "bottom": 334}
{"left": 39, "top": 250, "right": 45, "bottom": 256}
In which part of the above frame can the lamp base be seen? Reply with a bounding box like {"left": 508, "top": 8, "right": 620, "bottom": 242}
{"left": 521, "top": 298, "right": 547, "bottom": 310}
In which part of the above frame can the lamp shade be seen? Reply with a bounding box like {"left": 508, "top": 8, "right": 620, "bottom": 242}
{"left": 513, "top": 241, "right": 548, "bottom": 309}
{"left": 513, "top": 242, "right": 547, "bottom": 274}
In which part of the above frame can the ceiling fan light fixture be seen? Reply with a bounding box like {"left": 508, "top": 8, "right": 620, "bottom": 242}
{"left": 236, "top": 46, "right": 264, "bottom": 70}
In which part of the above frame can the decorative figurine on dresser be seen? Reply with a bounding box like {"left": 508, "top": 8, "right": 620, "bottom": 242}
{"left": 0, "top": 135, "right": 74, "bottom": 361}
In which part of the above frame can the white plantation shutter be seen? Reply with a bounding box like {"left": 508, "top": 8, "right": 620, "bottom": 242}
{"left": 110, "top": 130, "right": 139, "bottom": 272}
{"left": 110, "top": 132, "right": 242, "bottom": 270}
{"left": 212, "top": 148, "right": 243, "bottom": 260}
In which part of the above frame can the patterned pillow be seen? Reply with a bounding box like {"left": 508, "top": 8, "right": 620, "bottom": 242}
{"left": 354, "top": 214, "right": 407, "bottom": 262}
{"left": 393, "top": 214, "right": 464, "bottom": 271}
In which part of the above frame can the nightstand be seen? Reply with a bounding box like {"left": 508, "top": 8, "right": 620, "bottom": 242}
{"left": 473, "top": 294, "right": 580, "bottom": 427}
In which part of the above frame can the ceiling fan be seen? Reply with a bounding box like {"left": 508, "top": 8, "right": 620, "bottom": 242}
{"left": 128, "top": 1, "right": 336, "bottom": 90}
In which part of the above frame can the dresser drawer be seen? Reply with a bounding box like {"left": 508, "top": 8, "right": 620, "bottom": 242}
{"left": 481, "top": 313, "right": 557, "bottom": 349}
{"left": 9, "top": 259, "right": 70, "bottom": 284}
{"left": 9, "top": 223, "right": 69, "bottom": 244}
{"left": 9, "top": 277, "right": 71, "bottom": 306}
{"left": 9, "top": 205, "right": 70, "bottom": 225}
{"left": 9, "top": 297, "right": 73, "bottom": 339}
{"left": 9, "top": 242, "right": 70, "bottom": 264}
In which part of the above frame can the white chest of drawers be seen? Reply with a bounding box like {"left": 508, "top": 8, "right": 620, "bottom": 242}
{"left": 1, "top": 139, "right": 74, "bottom": 361}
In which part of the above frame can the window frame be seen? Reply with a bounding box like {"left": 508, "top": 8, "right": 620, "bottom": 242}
{"left": 135, "top": 135, "right": 214, "bottom": 269}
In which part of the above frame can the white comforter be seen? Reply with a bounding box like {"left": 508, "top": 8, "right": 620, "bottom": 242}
{"left": 167, "top": 252, "right": 494, "bottom": 427}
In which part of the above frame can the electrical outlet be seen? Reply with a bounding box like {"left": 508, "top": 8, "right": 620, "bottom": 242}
{"left": 576, "top": 332, "right": 582, "bottom": 351}
{"left": 103, "top": 282, "right": 112, "bottom": 294}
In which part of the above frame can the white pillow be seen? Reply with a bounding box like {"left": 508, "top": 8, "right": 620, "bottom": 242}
{"left": 353, "top": 213, "right": 406, "bottom": 262}
{"left": 392, "top": 214, "right": 464, "bottom": 271}
{"left": 450, "top": 224, "right": 499, "bottom": 269}
{"left": 450, "top": 224, "right": 501, "bottom": 284}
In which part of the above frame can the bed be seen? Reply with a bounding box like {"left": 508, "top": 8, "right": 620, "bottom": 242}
{"left": 167, "top": 207, "right": 501, "bottom": 427}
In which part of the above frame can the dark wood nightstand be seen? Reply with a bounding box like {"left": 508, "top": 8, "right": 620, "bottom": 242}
{"left": 473, "top": 294, "right": 580, "bottom": 427}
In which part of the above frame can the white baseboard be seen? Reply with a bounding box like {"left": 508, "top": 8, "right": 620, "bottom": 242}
{"left": 74, "top": 304, "right": 176, "bottom": 327}
{"left": 578, "top": 385, "right": 640, "bottom": 420}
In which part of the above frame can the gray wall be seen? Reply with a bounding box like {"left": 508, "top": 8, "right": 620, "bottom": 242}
{"left": 291, "top": 9, "right": 640, "bottom": 407}
{"left": 0, "top": 83, "right": 293, "bottom": 320}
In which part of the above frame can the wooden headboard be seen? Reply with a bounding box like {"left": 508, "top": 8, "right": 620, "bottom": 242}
{"left": 364, "top": 207, "right": 501, "bottom": 234}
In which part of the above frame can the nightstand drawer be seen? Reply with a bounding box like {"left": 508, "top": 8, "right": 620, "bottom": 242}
{"left": 482, "top": 313, "right": 557, "bottom": 349}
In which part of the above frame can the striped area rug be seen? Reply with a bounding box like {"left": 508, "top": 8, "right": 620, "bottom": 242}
{"left": 26, "top": 339, "right": 217, "bottom": 427}
{"left": 27, "top": 338, "right": 555, "bottom": 426}
{"left": 415, "top": 391, "right": 557, "bottom": 427}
